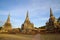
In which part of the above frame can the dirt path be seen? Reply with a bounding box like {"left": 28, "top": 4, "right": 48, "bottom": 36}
{"left": 0, "top": 34, "right": 42, "bottom": 40}
{"left": 32, "top": 34, "right": 42, "bottom": 40}
{"left": 0, "top": 34, "right": 32, "bottom": 40}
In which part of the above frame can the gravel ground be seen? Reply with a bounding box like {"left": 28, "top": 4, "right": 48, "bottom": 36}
{"left": 0, "top": 34, "right": 60, "bottom": 40}
{"left": 32, "top": 34, "right": 41, "bottom": 40}
{"left": 0, "top": 34, "right": 32, "bottom": 40}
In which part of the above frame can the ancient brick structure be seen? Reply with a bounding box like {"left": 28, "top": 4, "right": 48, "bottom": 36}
{"left": 1, "top": 14, "right": 12, "bottom": 32}
{"left": 21, "top": 11, "right": 34, "bottom": 33}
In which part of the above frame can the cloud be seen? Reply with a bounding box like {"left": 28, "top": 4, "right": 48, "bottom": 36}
{"left": 0, "top": 0, "right": 60, "bottom": 27}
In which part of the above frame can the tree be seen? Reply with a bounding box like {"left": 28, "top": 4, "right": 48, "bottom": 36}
{"left": 39, "top": 26, "right": 46, "bottom": 29}
{"left": 57, "top": 17, "right": 60, "bottom": 22}
{"left": 0, "top": 27, "right": 2, "bottom": 30}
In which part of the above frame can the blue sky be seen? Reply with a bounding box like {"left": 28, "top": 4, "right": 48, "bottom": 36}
{"left": 0, "top": 0, "right": 60, "bottom": 28}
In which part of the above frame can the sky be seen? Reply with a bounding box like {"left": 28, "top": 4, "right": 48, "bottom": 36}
{"left": 0, "top": 0, "right": 60, "bottom": 28}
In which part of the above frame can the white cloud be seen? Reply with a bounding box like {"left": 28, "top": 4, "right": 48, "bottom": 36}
{"left": 0, "top": 0, "right": 60, "bottom": 27}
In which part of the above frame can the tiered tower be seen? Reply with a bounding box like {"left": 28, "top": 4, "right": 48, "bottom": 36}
{"left": 46, "top": 8, "right": 57, "bottom": 31}
{"left": 21, "top": 11, "right": 34, "bottom": 33}
{"left": 2, "top": 14, "right": 12, "bottom": 32}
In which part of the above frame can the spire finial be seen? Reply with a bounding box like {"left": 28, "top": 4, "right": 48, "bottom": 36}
{"left": 25, "top": 11, "right": 30, "bottom": 22}
{"left": 26, "top": 11, "right": 28, "bottom": 18}
{"left": 50, "top": 8, "right": 53, "bottom": 17}
{"left": 26, "top": 11, "right": 29, "bottom": 19}
{"left": 8, "top": 12, "right": 10, "bottom": 17}
{"left": 6, "top": 12, "right": 10, "bottom": 23}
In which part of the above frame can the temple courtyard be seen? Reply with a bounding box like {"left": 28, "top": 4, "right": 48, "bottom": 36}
{"left": 0, "top": 34, "right": 60, "bottom": 40}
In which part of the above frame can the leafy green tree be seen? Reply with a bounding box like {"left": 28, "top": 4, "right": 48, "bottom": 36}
{"left": 57, "top": 17, "right": 60, "bottom": 22}
{"left": 39, "top": 26, "right": 46, "bottom": 29}
{"left": 0, "top": 27, "right": 2, "bottom": 30}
